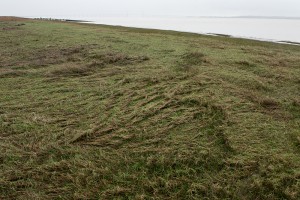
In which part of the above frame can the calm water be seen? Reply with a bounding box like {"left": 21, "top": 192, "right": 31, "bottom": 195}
{"left": 81, "top": 17, "right": 300, "bottom": 44}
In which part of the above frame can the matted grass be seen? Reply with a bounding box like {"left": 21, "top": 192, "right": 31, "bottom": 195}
{"left": 0, "top": 18, "right": 300, "bottom": 199}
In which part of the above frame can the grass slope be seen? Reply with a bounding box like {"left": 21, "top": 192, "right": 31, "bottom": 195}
{"left": 0, "top": 17, "right": 300, "bottom": 199}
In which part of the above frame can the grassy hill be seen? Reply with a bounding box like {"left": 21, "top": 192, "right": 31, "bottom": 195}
{"left": 0, "top": 17, "right": 300, "bottom": 199}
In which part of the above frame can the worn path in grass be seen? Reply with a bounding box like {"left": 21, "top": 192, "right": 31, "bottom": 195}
{"left": 0, "top": 17, "right": 300, "bottom": 199}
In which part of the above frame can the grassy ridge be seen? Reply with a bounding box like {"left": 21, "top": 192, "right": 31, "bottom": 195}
{"left": 0, "top": 17, "right": 300, "bottom": 199}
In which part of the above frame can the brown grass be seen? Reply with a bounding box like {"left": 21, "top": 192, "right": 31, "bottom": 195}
{"left": 47, "top": 64, "right": 93, "bottom": 77}
{"left": 0, "top": 68, "right": 26, "bottom": 78}
{"left": 89, "top": 52, "right": 149, "bottom": 66}
{"left": 181, "top": 52, "right": 206, "bottom": 65}
{"left": 259, "top": 98, "right": 280, "bottom": 109}
{"left": 0, "top": 17, "right": 29, "bottom": 21}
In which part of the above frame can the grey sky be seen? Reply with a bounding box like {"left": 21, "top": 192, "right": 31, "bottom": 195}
{"left": 1, "top": 0, "right": 300, "bottom": 18}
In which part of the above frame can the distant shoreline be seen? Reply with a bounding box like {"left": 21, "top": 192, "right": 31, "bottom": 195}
{"left": 8, "top": 16, "right": 300, "bottom": 46}
{"left": 31, "top": 17, "right": 90, "bottom": 23}
{"left": 77, "top": 19, "right": 300, "bottom": 46}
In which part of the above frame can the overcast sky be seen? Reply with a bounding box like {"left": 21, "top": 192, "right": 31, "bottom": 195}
{"left": 1, "top": 0, "right": 300, "bottom": 18}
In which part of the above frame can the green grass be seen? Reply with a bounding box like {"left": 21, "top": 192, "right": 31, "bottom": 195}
{"left": 0, "top": 17, "right": 300, "bottom": 199}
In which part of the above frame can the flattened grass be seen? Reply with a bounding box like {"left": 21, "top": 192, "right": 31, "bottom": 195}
{"left": 0, "top": 18, "right": 300, "bottom": 199}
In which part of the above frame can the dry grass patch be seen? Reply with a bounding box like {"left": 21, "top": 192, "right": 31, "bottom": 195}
{"left": 0, "top": 68, "right": 26, "bottom": 78}
{"left": 181, "top": 52, "right": 206, "bottom": 66}
{"left": 289, "top": 99, "right": 300, "bottom": 119}
{"left": 89, "top": 52, "right": 149, "bottom": 66}
{"left": 0, "top": 17, "right": 29, "bottom": 21}
{"left": 236, "top": 60, "right": 257, "bottom": 68}
{"left": 259, "top": 98, "right": 280, "bottom": 110}
{"left": 46, "top": 64, "right": 93, "bottom": 77}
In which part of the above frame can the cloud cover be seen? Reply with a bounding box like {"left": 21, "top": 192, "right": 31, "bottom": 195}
{"left": 1, "top": 0, "right": 300, "bottom": 17}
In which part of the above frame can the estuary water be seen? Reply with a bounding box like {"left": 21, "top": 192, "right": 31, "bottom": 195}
{"left": 80, "top": 16, "right": 300, "bottom": 44}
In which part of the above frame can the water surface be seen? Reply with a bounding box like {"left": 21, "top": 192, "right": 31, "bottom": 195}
{"left": 82, "top": 17, "right": 300, "bottom": 44}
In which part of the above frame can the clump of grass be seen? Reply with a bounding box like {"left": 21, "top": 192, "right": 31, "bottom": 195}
{"left": 0, "top": 68, "right": 26, "bottom": 78}
{"left": 0, "top": 45, "right": 96, "bottom": 68}
{"left": 259, "top": 98, "right": 280, "bottom": 110}
{"left": 181, "top": 52, "right": 206, "bottom": 66}
{"left": 176, "top": 52, "right": 209, "bottom": 72}
{"left": 47, "top": 64, "right": 93, "bottom": 77}
{"left": 236, "top": 60, "right": 257, "bottom": 68}
{"left": 87, "top": 61, "right": 105, "bottom": 68}
{"left": 288, "top": 100, "right": 300, "bottom": 119}
{"left": 89, "top": 52, "right": 149, "bottom": 66}
{"left": 62, "top": 46, "right": 86, "bottom": 55}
